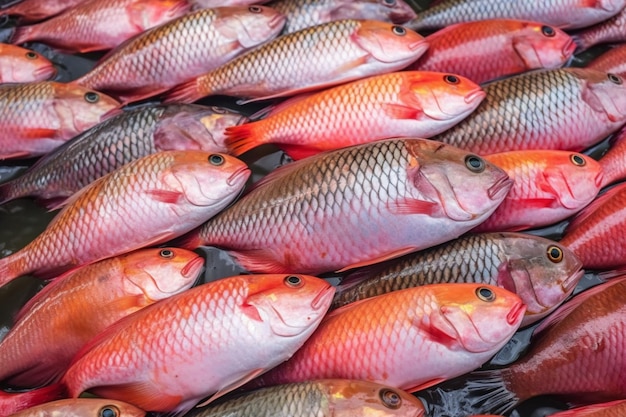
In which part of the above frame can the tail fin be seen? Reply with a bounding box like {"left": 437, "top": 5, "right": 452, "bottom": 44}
{"left": 0, "top": 180, "right": 17, "bottom": 206}
{"left": 0, "top": 383, "right": 67, "bottom": 416}
{"left": 170, "top": 227, "right": 205, "bottom": 250}
{"left": 0, "top": 252, "right": 26, "bottom": 288}
{"left": 163, "top": 79, "right": 203, "bottom": 104}
{"left": 461, "top": 369, "right": 520, "bottom": 416}
{"left": 224, "top": 122, "right": 266, "bottom": 157}
{"left": 11, "top": 24, "right": 37, "bottom": 45}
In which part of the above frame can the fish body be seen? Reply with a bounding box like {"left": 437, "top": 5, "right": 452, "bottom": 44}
{"left": 62, "top": 274, "right": 335, "bottom": 415}
{"left": 225, "top": 71, "right": 485, "bottom": 159}
{"left": 177, "top": 138, "right": 512, "bottom": 275}
{"left": 0, "top": 0, "right": 87, "bottom": 23}
{"left": 406, "top": 0, "right": 626, "bottom": 32}
{"left": 0, "top": 44, "right": 56, "bottom": 83}
{"left": 164, "top": 19, "right": 428, "bottom": 104}
{"left": 74, "top": 6, "right": 286, "bottom": 104}
{"left": 572, "top": 8, "right": 626, "bottom": 51}
{"left": 432, "top": 68, "right": 626, "bottom": 155}
{"left": 332, "top": 232, "right": 583, "bottom": 327}
{"left": 548, "top": 400, "right": 626, "bottom": 417}
{"left": 11, "top": 0, "right": 190, "bottom": 53}
{"left": 0, "top": 150, "right": 250, "bottom": 287}
{"left": 473, "top": 150, "right": 603, "bottom": 232}
{"left": 407, "top": 19, "right": 575, "bottom": 85}
{"left": 267, "top": 0, "right": 417, "bottom": 34}
{"left": 0, "top": 104, "right": 246, "bottom": 206}
{"left": 597, "top": 124, "right": 626, "bottom": 188}
{"left": 586, "top": 44, "right": 626, "bottom": 78}
{"left": 0, "top": 247, "right": 203, "bottom": 388}
{"left": 252, "top": 283, "right": 525, "bottom": 391}
{"left": 9, "top": 398, "right": 146, "bottom": 417}
{"left": 0, "top": 81, "right": 120, "bottom": 159}
{"left": 187, "top": 379, "right": 426, "bottom": 417}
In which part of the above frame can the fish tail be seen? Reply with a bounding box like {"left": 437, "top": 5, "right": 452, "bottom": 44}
{"left": 462, "top": 369, "right": 520, "bottom": 415}
{"left": 11, "top": 24, "right": 37, "bottom": 45}
{"left": 171, "top": 227, "right": 205, "bottom": 250}
{"left": 0, "top": 180, "right": 18, "bottom": 206}
{"left": 224, "top": 122, "right": 265, "bottom": 157}
{"left": 0, "top": 383, "right": 67, "bottom": 415}
{"left": 163, "top": 79, "right": 203, "bottom": 104}
{"left": 0, "top": 251, "right": 28, "bottom": 288}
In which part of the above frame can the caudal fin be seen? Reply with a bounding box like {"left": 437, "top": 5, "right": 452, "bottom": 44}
{"left": 461, "top": 369, "right": 520, "bottom": 416}
{"left": 0, "top": 383, "right": 67, "bottom": 416}
{"left": 0, "top": 252, "right": 27, "bottom": 288}
{"left": 0, "top": 180, "right": 18, "bottom": 206}
{"left": 170, "top": 227, "right": 205, "bottom": 250}
{"left": 163, "top": 79, "right": 203, "bottom": 104}
{"left": 11, "top": 24, "right": 38, "bottom": 45}
{"left": 224, "top": 123, "right": 266, "bottom": 156}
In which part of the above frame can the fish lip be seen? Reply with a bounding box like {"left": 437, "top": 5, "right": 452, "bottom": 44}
{"left": 507, "top": 301, "right": 526, "bottom": 326}
{"left": 33, "top": 64, "right": 57, "bottom": 79}
{"left": 268, "top": 13, "right": 286, "bottom": 30}
{"left": 227, "top": 166, "right": 251, "bottom": 186}
{"left": 563, "top": 38, "right": 576, "bottom": 59}
{"left": 563, "top": 269, "right": 584, "bottom": 293}
{"left": 488, "top": 177, "right": 513, "bottom": 200}
{"left": 409, "top": 38, "right": 429, "bottom": 52}
{"left": 595, "top": 169, "right": 605, "bottom": 188}
{"left": 181, "top": 256, "right": 205, "bottom": 279}
{"left": 311, "top": 284, "right": 334, "bottom": 311}
{"left": 464, "top": 88, "right": 486, "bottom": 104}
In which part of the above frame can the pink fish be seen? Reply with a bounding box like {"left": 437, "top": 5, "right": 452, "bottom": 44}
{"left": 0, "top": 0, "right": 87, "bottom": 23}
{"left": 0, "top": 44, "right": 56, "bottom": 83}
{"left": 572, "top": 7, "right": 626, "bottom": 51}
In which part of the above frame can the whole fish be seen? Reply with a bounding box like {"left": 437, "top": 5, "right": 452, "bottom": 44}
{"left": 597, "top": 124, "right": 626, "bottom": 188}
{"left": 0, "top": 81, "right": 121, "bottom": 160}
{"left": 0, "top": 150, "right": 250, "bottom": 287}
{"left": 266, "top": 0, "right": 417, "bottom": 34}
{"left": 0, "top": 386, "right": 66, "bottom": 417}
{"left": 0, "top": 0, "right": 88, "bottom": 23}
{"left": 0, "top": 44, "right": 56, "bottom": 83}
{"left": 405, "top": 0, "right": 626, "bottom": 32}
{"left": 176, "top": 138, "right": 512, "bottom": 275}
{"left": 225, "top": 71, "right": 485, "bottom": 159}
{"left": 187, "top": 379, "right": 426, "bottom": 417}
{"left": 74, "top": 6, "right": 286, "bottom": 104}
{"left": 164, "top": 19, "right": 428, "bottom": 104}
{"left": 9, "top": 398, "right": 146, "bottom": 417}
{"left": 61, "top": 274, "right": 334, "bottom": 415}
{"left": 460, "top": 277, "right": 626, "bottom": 415}
{"left": 547, "top": 400, "right": 626, "bottom": 416}
{"left": 572, "top": 8, "right": 626, "bottom": 51}
{"left": 251, "top": 283, "right": 525, "bottom": 392}
{"left": 11, "top": 0, "right": 190, "bottom": 53}
{"left": 560, "top": 182, "right": 626, "bottom": 271}
{"left": 473, "top": 150, "right": 603, "bottom": 232}
{"left": 407, "top": 19, "right": 575, "bottom": 85}
{"left": 332, "top": 232, "right": 583, "bottom": 327}
{"left": 0, "top": 247, "right": 203, "bottom": 388}
{"left": 432, "top": 68, "right": 626, "bottom": 155}
{"left": 586, "top": 44, "right": 626, "bottom": 78}
{"left": 0, "top": 104, "right": 246, "bottom": 206}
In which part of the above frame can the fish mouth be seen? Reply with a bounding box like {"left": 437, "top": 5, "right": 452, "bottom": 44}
{"left": 488, "top": 176, "right": 513, "bottom": 200}
{"left": 507, "top": 301, "right": 526, "bottom": 326}
{"left": 33, "top": 65, "right": 57, "bottom": 79}
{"left": 181, "top": 256, "right": 205, "bottom": 280}
{"left": 563, "top": 269, "right": 584, "bottom": 293}
{"left": 268, "top": 13, "right": 286, "bottom": 30}
{"left": 465, "top": 88, "right": 486, "bottom": 105}
{"left": 563, "top": 38, "right": 576, "bottom": 59}
{"left": 594, "top": 169, "right": 605, "bottom": 188}
{"left": 311, "top": 284, "right": 335, "bottom": 311}
{"left": 227, "top": 166, "right": 251, "bottom": 186}
{"left": 409, "top": 38, "right": 429, "bottom": 52}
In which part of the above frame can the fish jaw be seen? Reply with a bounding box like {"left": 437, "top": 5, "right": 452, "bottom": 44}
{"left": 353, "top": 21, "right": 429, "bottom": 65}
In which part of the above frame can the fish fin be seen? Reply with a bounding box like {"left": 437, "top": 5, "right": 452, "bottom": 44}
{"left": 39, "top": 196, "right": 71, "bottom": 211}
{"left": 93, "top": 382, "right": 183, "bottom": 412}
{"left": 0, "top": 180, "right": 17, "bottom": 206}
{"left": 170, "top": 228, "right": 205, "bottom": 250}
{"left": 1, "top": 383, "right": 67, "bottom": 414}
{"left": 382, "top": 103, "right": 423, "bottom": 120}
{"left": 224, "top": 122, "right": 265, "bottom": 156}
{"left": 462, "top": 368, "right": 519, "bottom": 415}
{"left": 582, "top": 82, "right": 618, "bottom": 122}
{"left": 146, "top": 189, "right": 183, "bottom": 204}
{"left": 336, "top": 247, "right": 417, "bottom": 273}
{"left": 245, "top": 156, "right": 317, "bottom": 192}
{"left": 390, "top": 198, "right": 439, "bottom": 215}
{"left": 0, "top": 150, "right": 33, "bottom": 159}
{"left": 597, "top": 267, "right": 626, "bottom": 280}
{"left": 405, "top": 378, "right": 447, "bottom": 393}
{"left": 229, "top": 249, "right": 292, "bottom": 273}
{"left": 336, "top": 263, "right": 387, "bottom": 293}
{"left": 6, "top": 358, "right": 66, "bottom": 388}
{"left": 566, "top": 183, "right": 626, "bottom": 232}
{"left": 163, "top": 79, "right": 202, "bottom": 104}
{"left": 13, "top": 272, "right": 72, "bottom": 322}
{"left": 195, "top": 368, "right": 267, "bottom": 407}
{"left": 241, "top": 303, "right": 262, "bottom": 322}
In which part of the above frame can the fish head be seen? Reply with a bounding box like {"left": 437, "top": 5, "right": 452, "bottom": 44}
{"left": 329, "top": 0, "right": 417, "bottom": 25}
{"left": 495, "top": 233, "right": 584, "bottom": 326}
{"left": 121, "top": 248, "right": 203, "bottom": 301}
{"left": 353, "top": 20, "right": 428, "bottom": 66}
{"left": 44, "top": 398, "right": 146, "bottom": 417}
{"left": 326, "top": 380, "right": 426, "bottom": 417}
{"left": 435, "top": 284, "right": 525, "bottom": 353}
{"left": 5, "top": 47, "right": 57, "bottom": 82}
{"left": 404, "top": 139, "right": 512, "bottom": 223}
{"left": 154, "top": 105, "right": 247, "bottom": 153}
{"left": 512, "top": 23, "right": 575, "bottom": 70}
{"left": 131, "top": 0, "right": 191, "bottom": 31}
{"left": 214, "top": 6, "right": 286, "bottom": 49}
{"left": 576, "top": 68, "right": 626, "bottom": 124}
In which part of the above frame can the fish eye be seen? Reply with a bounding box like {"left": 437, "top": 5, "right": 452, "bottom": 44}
{"left": 541, "top": 25, "right": 555, "bottom": 37}
{"left": 208, "top": 154, "right": 225, "bottom": 166}
{"left": 84, "top": 92, "right": 100, "bottom": 103}
{"left": 391, "top": 25, "right": 406, "bottom": 36}
{"left": 476, "top": 287, "right": 496, "bottom": 302}
{"left": 608, "top": 73, "right": 623, "bottom": 84}
{"left": 25, "top": 51, "right": 38, "bottom": 59}
{"left": 382, "top": 0, "right": 397, "bottom": 6}
{"left": 284, "top": 275, "right": 303, "bottom": 288}
{"left": 464, "top": 155, "right": 485, "bottom": 173}
{"left": 159, "top": 249, "right": 174, "bottom": 258}
{"left": 444, "top": 74, "right": 460, "bottom": 85}
{"left": 379, "top": 388, "right": 402, "bottom": 409}
{"left": 99, "top": 406, "right": 120, "bottom": 417}
{"left": 248, "top": 5, "right": 262, "bottom": 13}
{"left": 547, "top": 245, "right": 564, "bottom": 263}
{"left": 570, "top": 154, "right": 586, "bottom": 166}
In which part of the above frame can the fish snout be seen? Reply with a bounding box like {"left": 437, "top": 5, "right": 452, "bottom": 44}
{"left": 311, "top": 284, "right": 335, "bottom": 311}
{"left": 465, "top": 88, "right": 486, "bottom": 105}
{"left": 507, "top": 301, "right": 527, "bottom": 326}
{"left": 488, "top": 176, "right": 514, "bottom": 200}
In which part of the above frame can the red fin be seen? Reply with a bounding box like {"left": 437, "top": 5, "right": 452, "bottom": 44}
{"left": 229, "top": 249, "right": 292, "bottom": 274}
{"left": 241, "top": 303, "right": 262, "bottom": 322}
{"left": 336, "top": 263, "right": 386, "bottom": 293}
{"left": 390, "top": 198, "right": 439, "bottom": 215}
{"left": 171, "top": 228, "right": 205, "bottom": 250}
{"left": 225, "top": 122, "right": 265, "bottom": 156}
{"left": 0, "top": 383, "right": 67, "bottom": 415}
{"left": 336, "top": 247, "right": 418, "bottom": 273}
{"left": 163, "top": 79, "right": 203, "bottom": 104}
{"left": 0, "top": 150, "right": 33, "bottom": 159}
{"left": 383, "top": 103, "right": 423, "bottom": 120}
{"left": 146, "top": 189, "right": 183, "bottom": 204}
{"left": 406, "top": 378, "right": 446, "bottom": 393}
{"left": 0, "top": 181, "right": 17, "bottom": 206}
{"left": 92, "top": 381, "right": 182, "bottom": 412}
{"left": 195, "top": 368, "right": 266, "bottom": 407}
{"left": 597, "top": 267, "right": 626, "bottom": 280}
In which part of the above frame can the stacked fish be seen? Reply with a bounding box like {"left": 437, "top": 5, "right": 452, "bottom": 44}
{"left": 1, "top": 0, "right": 626, "bottom": 416}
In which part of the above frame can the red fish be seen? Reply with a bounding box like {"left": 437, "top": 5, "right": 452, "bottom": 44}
{"left": 0, "top": 0, "right": 87, "bottom": 23}
{"left": 597, "top": 124, "right": 626, "bottom": 188}
{"left": 0, "top": 44, "right": 56, "bottom": 83}
{"left": 9, "top": 398, "right": 146, "bottom": 417}
{"left": 548, "top": 400, "right": 626, "bottom": 416}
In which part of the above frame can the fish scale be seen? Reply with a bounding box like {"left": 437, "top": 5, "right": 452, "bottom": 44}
{"left": 573, "top": 8, "right": 626, "bottom": 51}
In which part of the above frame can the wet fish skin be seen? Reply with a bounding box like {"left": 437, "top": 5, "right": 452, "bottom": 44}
{"left": 74, "top": 6, "right": 286, "bottom": 104}
{"left": 177, "top": 138, "right": 512, "bottom": 275}
{"left": 586, "top": 44, "right": 626, "bottom": 78}
{"left": 0, "top": 150, "right": 250, "bottom": 287}
{"left": 0, "top": 44, "right": 56, "bottom": 83}
{"left": 572, "top": 8, "right": 626, "bottom": 52}
{"left": 0, "top": 0, "right": 87, "bottom": 23}
{"left": 62, "top": 274, "right": 335, "bottom": 415}
{"left": 597, "top": 124, "right": 626, "bottom": 188}
{"left": 267, "top": 0, "right": 417, "bottom": 34}
{"left": 225, "top": 71, "right": 485, "bottom": 159}
{"left": 8, "top": 396, "right": 146, "bottom": 417}
{"left": 432, "top": 68, "right": 626, "bottom": 155}
{"left": 187, "top": 379, "right": 426, "bottom": 417}
{"left": 407, "top": 19, "right": 575, "bottom": 85}
{"left": 332, "top": 232, "right": 583, "bottom": 327}
{"left": 164, "top": 19, "right": 429, "bottom": 104}
{"left": 0, "top": 104, "right": 246, "bottom": 206}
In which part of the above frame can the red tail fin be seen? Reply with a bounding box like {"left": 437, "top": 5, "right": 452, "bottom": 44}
{"left": 224, "top": 123, "right": 265, "bottom": 157}
{"left": 163, "top": 79, "right": 203, "bottom": 104}
{"left": 0, "top": 383, "right": 67, "bottom": 416}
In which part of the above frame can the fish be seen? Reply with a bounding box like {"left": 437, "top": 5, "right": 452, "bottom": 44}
{"left": 432, "top": 68, "right": 626, "bottom": 155}
{"left": 405, "top": 0, "right": 626, "bottom": 32}
{"left": 473, "top": 150, "right": 603, "bottom": 232}
{"left": 586, "top": 44, "right": 626, "bottom": 78}
{"left": 460, "top": 276, "right": 626, "bottom": 415}
{"left": 0, "top": 0, "right": 87, "bottom": 23}
{"left": 186, "top": 379, "right": 426, "bottom": 417}
{"left": 191, "top": 0, "right": 270, "bottom": 8}
{"left": 0, "top": 44, "right": 56, "bottom": 83}
{"left": 60, "top": 274, "right": 335, "bottom": 415}
{"left": 0, "top": 81, "right": 121, "bottom": 160}
{"left": 175, "top": 138, "right": 512, "bottom": 275}
{"left": 10, "top": 0, "right": 191, "bottom": 53}
{"left": 8, "top": 398, "right": 146, "bottom": 417}
{"left": 0, "top": 385, "right": 67, "bottom": 416}
{"left": 0, "top": 104, "right": 247, "bottom": 206}
{"left": 545, "top": 400, "right": 626, "bottom": 416}
{"left": 406, "top": 19, "right": 575, "bottom": 85}
{"left": 266, "top": 0, "right": 417, "bottom": 34}
{"left": 332, "top": 232, "right": 583, "bottom": 327}
{"left": 224, "top": 71, "right": 485, "bottom": 159}
{"left": 0, "top": 150, "right": 250, "bottom": 287}
{"left": 250, "top": 283, "right": 525, "bottom": 392}
{"left": 572, "top": 7, "right": 626, "bottom": 51}
{"left": 0, "top": 247, "right": 203, "bottom": 388}
{"left": 164, "top": 19, "right": 428, "bottom": 104}
{"left": 560, "top": 182, "right": 626, "bottom": 271}
{"left": 597, "top": 124, "right": 626, "bottom": 188}
{"left": 73, "top": 6, "right": 286, "bottom": 104}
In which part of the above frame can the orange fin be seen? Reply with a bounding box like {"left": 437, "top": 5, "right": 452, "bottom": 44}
{"left": 383, "top": 103, "right": 423, "bottom": 120}
{"left": 163, "top": 79, "right": 202, "bottom": 104}
{"left": 406, "top": 378, "right": 447, "bottom": 393}
{"left": 0, "top": 150, "right": 33, "bottom": 159}
{"left": 146, "top": 189, "right": 183, "bottom": 204}
{"left": 336, "top": 247, "right": 418, "bottom": 273}
{"left": 391, "top": 198, "right": 439, "bottom": 215}
{"left": 13, "top": 268, "right": 78, "bottom": 322}
{"left": 225, "top": 122, "right": 265, "bottom": 156}
{"left": 93, "top": 381, "right": 183, "bottom": 412}
{"left": 230, "top": 249, "right": 292, "bottom": 274}
{"left": 195, "top": 368, "right": 267, "bottom": 407}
